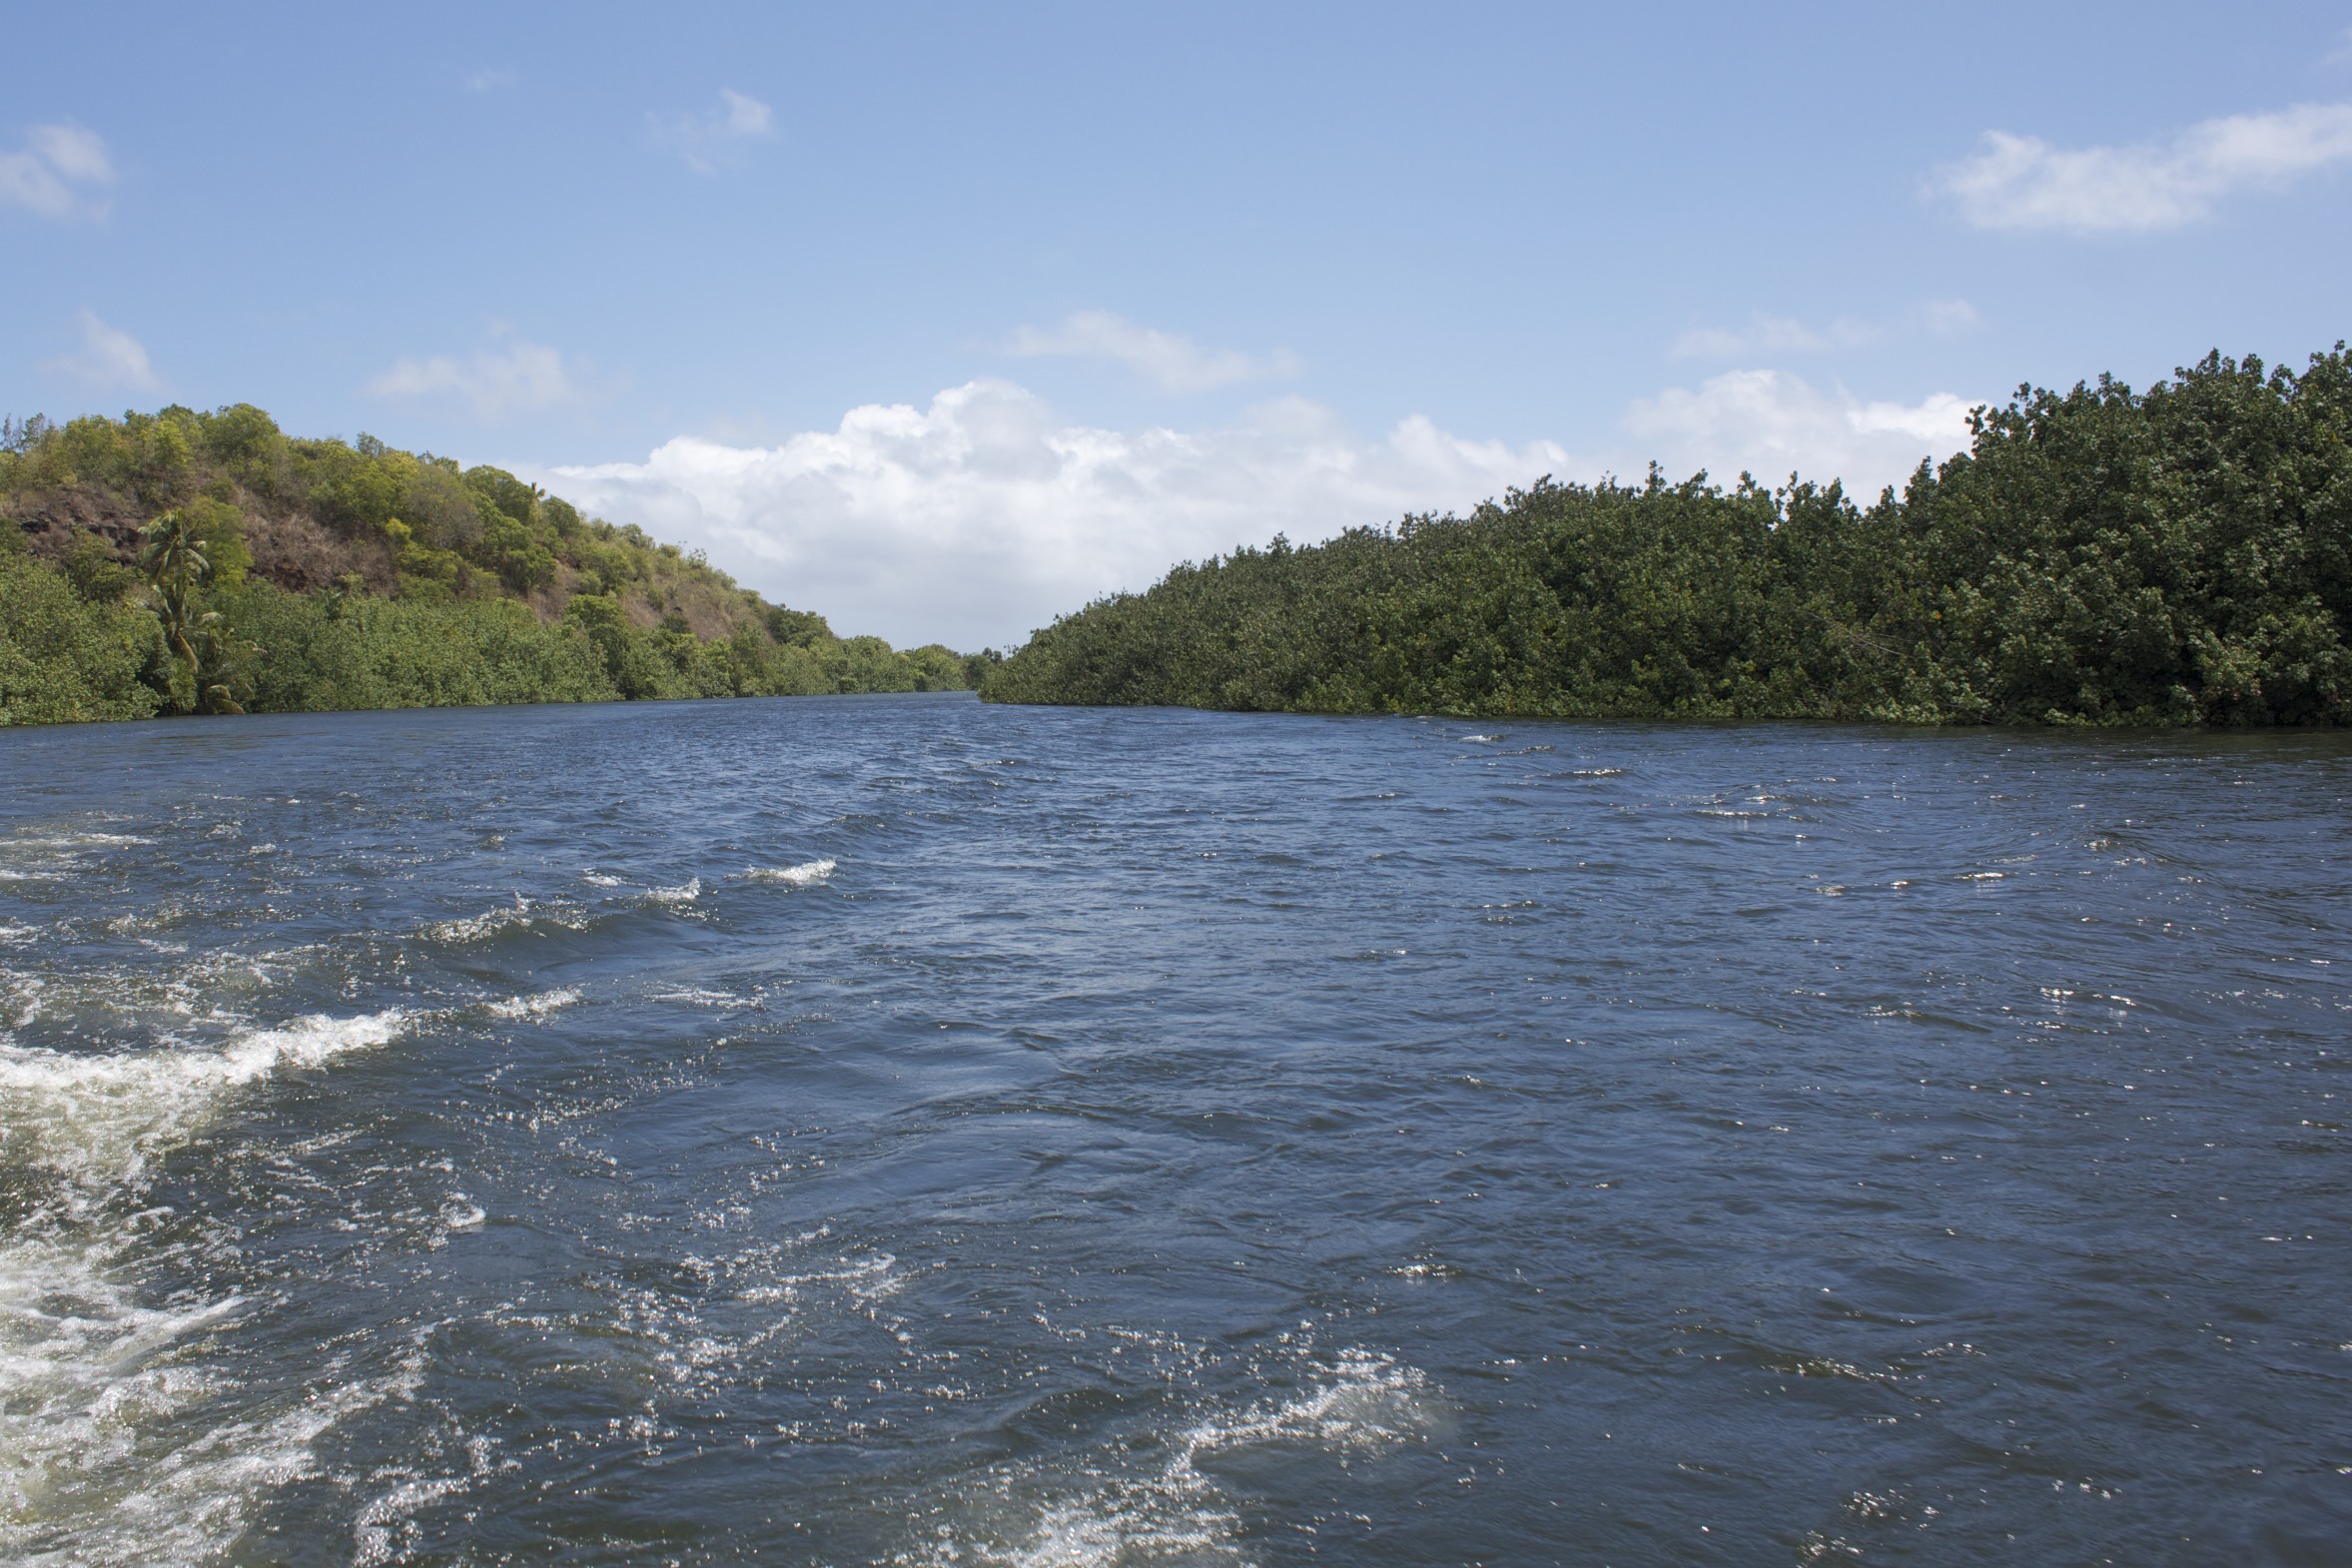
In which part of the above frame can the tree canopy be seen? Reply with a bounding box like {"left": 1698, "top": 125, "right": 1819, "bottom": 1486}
{"left": 984, "top": 347, "right": 2352, "bottom": 727}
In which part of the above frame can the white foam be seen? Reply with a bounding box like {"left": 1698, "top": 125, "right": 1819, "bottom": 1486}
{"left": 1179, "top": 1349, "right": 1434, "bottom": 1460}
{"left": 0, "top": 1228, "right": 237, "bottom": 1562}
{"left": 645, "top": 987, "right": 747, "bottom": 1009}
{"left": 643, "top": 878, "right": 702, "bottom": 906}
{"left": 3, "top": 832, "right": 153, "bottom": 850}
{"left": 0, "top": 1007, "right": 408, "bottom": 1565}
{"left": 0, "top": 1010, "right": 405, "bottom": 1191}
{"left": 905, "top": 1349, "right": 1435, "bottom": 1567}
{"left": 741, "top": 857, "right": 836, "bottom": 887}
{"left": 351, "top": 1470, "right": 473, "bottom": 1568}
{"left": 425, "top": 903, "right": 531, "bottom": 943}
{"left": 484, "top": 988, "right": 579, "bottom": 1021}
{"left": 0, "top": 1250, "right": 393, "bottom": 1568}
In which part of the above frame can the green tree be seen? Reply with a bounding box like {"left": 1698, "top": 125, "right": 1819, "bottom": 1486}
{"left": 139, "top": 507, "right": 252, "bottom": 713}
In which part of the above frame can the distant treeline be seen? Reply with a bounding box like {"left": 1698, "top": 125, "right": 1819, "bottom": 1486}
{"left": 0, "top": 403, "right": 988, "bottom": 725}
{"left": 984, "top": 348, "right": 2352, "bottom": 726}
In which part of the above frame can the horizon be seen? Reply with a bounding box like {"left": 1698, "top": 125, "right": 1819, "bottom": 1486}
{"left": 7, "top": 2, "right": 2351, "bottom": 648}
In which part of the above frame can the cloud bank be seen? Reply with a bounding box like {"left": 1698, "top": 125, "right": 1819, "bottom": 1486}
{"left": 1934, "top": 102, "right": 2352, "bottom": 232}
{"left": 517, "top": 373, "right": 1974, "bottom": 651}
{"left": 0, "top": 123, "right": 114, "bottom": 220}
{"left": 524, "top": 381, "right": 1567, "bottom": 650}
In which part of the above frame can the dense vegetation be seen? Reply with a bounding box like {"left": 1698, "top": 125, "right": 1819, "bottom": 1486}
{"left": 983, "top": 348, "right": 2352, "bottom": 727}
{"left": 0, "top": 403, "right": 984, "bottom": 726}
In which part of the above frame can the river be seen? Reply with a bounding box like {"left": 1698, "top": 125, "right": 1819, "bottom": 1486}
{"left": 2, "top": 693, "right": 2346, "bottom": 1565}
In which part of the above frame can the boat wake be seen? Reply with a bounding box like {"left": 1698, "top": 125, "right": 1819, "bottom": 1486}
{"left": 0, "top": 1009, "right": 409, "bottom": 1565}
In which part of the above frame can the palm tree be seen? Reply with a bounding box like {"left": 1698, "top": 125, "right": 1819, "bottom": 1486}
{"left": 141, "top": 510, "right": 211, "bottom": 696}
{"left": 139, "top": 509, "right": 248, "bottom": 714}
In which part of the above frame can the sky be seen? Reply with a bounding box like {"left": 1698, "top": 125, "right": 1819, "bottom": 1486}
{"left": 7, "top": 2, "right": 2352, "bottom": 649}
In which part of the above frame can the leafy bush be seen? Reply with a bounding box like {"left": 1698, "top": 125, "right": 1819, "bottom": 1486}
{"left": 0, "top": 548, "right": 163, "bottom": 725}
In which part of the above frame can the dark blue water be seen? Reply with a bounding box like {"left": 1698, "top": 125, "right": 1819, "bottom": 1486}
{"left": 3, "top": 694, "right": 2348, "bottom": 1566}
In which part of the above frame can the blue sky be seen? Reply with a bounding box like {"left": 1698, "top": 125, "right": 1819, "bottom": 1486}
{"left": 8, "top": 3, "right": 2352, "bottom": 647}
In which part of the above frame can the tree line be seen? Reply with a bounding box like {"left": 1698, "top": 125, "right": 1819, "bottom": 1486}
{"left": 0, "top": 403, "right": 988, "bottom": 725}
{"left": 982, "top": 347, "right": 2352, "bottom": 726}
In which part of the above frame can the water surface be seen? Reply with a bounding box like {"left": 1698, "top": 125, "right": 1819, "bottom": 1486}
{"left": 3, "top": 694, "right": 2347, "bottom": 1565}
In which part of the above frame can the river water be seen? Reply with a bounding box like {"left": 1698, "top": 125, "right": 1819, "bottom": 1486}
{"left": 1, "top": 694, "right": 2347, "bottom": 1566}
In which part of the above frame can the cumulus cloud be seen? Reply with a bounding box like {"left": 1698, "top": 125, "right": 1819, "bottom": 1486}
{"left": 42, "top": 310, "right": 159, "bottom": 391}
{"left": 514, "top": 369, "right": 1981, "bottom": 649}
{"left": 517, "top": 380, "right": 1570, "bottom": 650}
{"left": 1670, "top": 300, "right": 1978, "bottom": 359}
{"left": 648, "top": 89, "right": 774, "bottom": 174}
{"left": 1621, "top": 370, "right": 1975, "bottom": 496}
{"left": 1933, "top": 102, "right": 2352, "bottom": 233}
{"left": 1004, "top": 311, "right": 1301, "bottom": 392}
{"left": 366, "top": 331, "right": 585, "bottom": 420}
{"left": 0, "top": 122, "right": 114, "bottom": 220}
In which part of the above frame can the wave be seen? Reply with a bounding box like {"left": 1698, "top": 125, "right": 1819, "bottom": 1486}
{"left": 641, "top": 878, "right": 702, "bottom": 907}
{"left": 423, "top": 897, "right": 590, "bottom": 944}
{"left": 1178, "top": 1348, "right": 1434, "bottom": 1461}
{"left": 740, "top": 857, "right": 836, "bottom": 887}
{"left": 0, "top": 1220, "right": 390, "bottom": 1568}
{"left": 904, "top": 1347, "right": 1437, "bottom": 1567}
{"left": 643, "top": 986, "right": 751, "bottom": 1009}
{"left": 0, "top": 1008, "right": 409, "bottom": 1566}
{"left": 484, "top": 988, "right": 580, "bottom": 1021}
{"left": 0, "top": 1010, "right": 406, "bottom": 1192}
{"left": 2, "top": 832, "right": 153, "bottom": 851}
{"left": 423, "top": 898, "right": 534, "bottom": 943}
{"left": 0, "top": 829, "right": 158, "bottom": 887}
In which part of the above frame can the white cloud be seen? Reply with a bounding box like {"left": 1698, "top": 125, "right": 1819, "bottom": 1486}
{"left": 1670, "top": 300, "right": 1978, "bottom": 359}
{"left": 366, "top": 332, "right": 585, "bottom": 420}
{"left": 0, "top": 122, "right": 113, "bottom": 220}
{"left": 648, "top": 88, "right": 774, "bottom": 174}
{"left": 511, "top": 370, "right": 1978, "bottom": 651}
{"left": 42, "top": 310, "right": 159, "bottom": 391}
{"left": 1671, "top": 314, "right": 1875, "bottom": 359}
{"left": 463, "top": 67, "right": 516, "bottom": 93}
{"left": 1004, "top": 311, "right": 1301, "bottom": 392}
{"left": 1933, "top": 102, "right": 2352, "bottom": 233}
{"left": 1621, "top": 370, "right": 1975, "bottom": 495}
{"left": 1920, "top": 298, "right": 1980, "bottom": 335}
{"left": 517, "top": 380, "right": 1569, "bottom": 650}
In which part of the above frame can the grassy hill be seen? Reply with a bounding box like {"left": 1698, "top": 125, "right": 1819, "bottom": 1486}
{"left": 1, "top": 402, "right": 987, "bottom": 725}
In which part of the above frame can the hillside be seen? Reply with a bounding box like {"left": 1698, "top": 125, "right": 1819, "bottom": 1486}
{"left": 983, "top": 347, "right": 2352, "bottom": 727}
{"left": 0, "top": 403, "right": 985, "bottom": 724}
